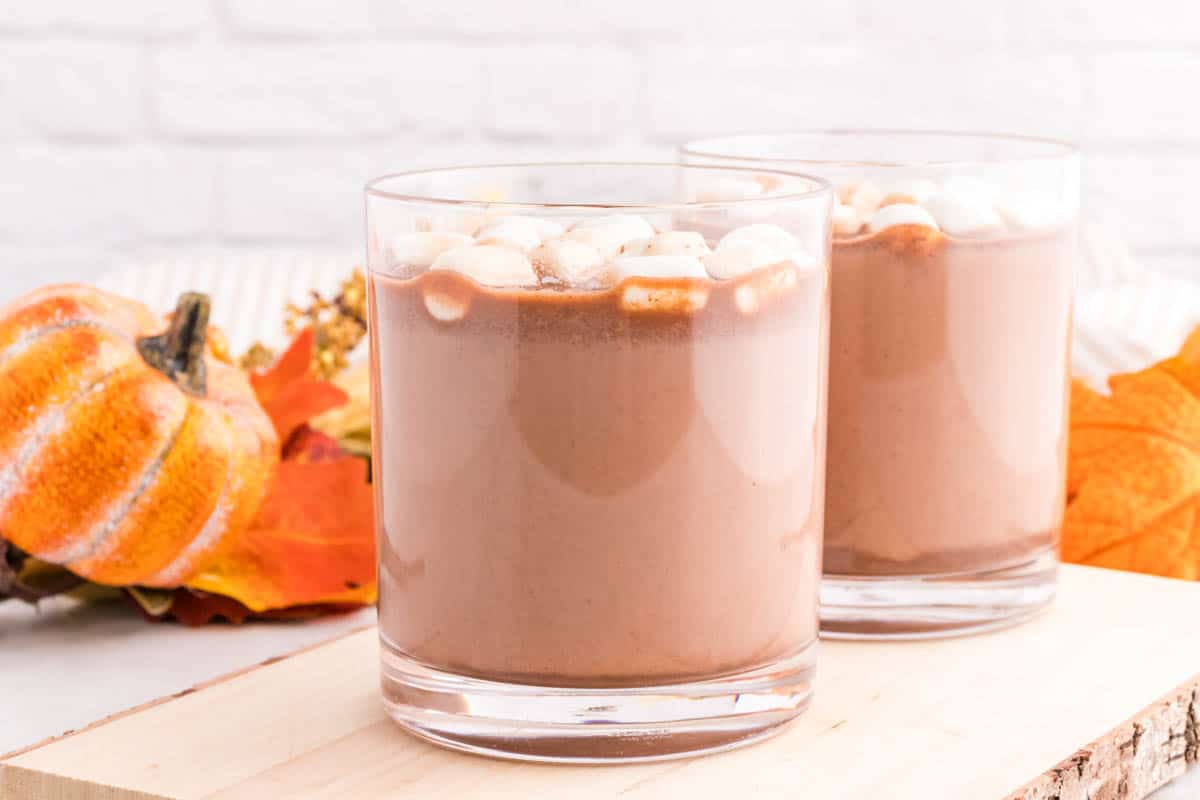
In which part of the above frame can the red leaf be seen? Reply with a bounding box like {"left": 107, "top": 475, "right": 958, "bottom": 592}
{"left": 165, "top": 590, "right": 254, "bottom": 625}
{"left": 282, "top": 425, "right": 348, "bottom": 463}
{"left": 249, "top": 329, "right": 349, "bottom": 443}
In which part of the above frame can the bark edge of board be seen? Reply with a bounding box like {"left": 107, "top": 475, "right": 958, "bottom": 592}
{"left": 1008, "top": 679, "right": 1199, "bottom": 800}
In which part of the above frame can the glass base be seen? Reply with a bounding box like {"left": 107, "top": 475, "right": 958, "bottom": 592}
{"left": 380, "top": 638, "right": 816, "bottom": 763}
{"left": 820, "top": 549, "right": 1058, "bottom": 640}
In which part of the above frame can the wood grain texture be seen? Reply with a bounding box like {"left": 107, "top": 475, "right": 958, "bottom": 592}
{"left": 2, "top": 565, "right": 1198, "bottom": 800}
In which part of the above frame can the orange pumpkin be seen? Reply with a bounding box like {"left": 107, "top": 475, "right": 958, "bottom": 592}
{"left": 0, "top": 285, "right": 278, "bottom": 588}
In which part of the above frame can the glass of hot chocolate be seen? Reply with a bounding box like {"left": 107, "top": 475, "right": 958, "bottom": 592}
{"left": 683, "top": 132, "right": 1078, "bottom": 639}
{"left": 366, "top": 163, "right": 832, "bottom": 761}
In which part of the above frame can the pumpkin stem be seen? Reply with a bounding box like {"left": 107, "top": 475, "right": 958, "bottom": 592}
{"left": 137, "top": 292, "right": 211, "bottom": 397}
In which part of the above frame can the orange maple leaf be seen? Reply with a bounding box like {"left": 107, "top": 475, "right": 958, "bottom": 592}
{"left": 184, "top": 425, "right": 376, "bottom": 612}
{"left": 249, "top": 328, "right": 349, "bottom": 444}
{"left": 1063, "top": 326, "right": 1200, "bottom": 579}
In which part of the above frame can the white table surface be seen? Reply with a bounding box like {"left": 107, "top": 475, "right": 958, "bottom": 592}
{"left": 3, "top": 594, "right": 1196, "bottom": 798}
{"left": 1, "top": 595, "right": 373, "bottom": 756}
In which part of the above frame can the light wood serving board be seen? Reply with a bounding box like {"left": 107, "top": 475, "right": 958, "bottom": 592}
{"left": 3, "top": 565, "right": 1198, "bottom": 800}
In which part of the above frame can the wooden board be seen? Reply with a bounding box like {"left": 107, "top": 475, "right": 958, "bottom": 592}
{"left": 3, "top": 565, "right": 1198, "bottom": 800}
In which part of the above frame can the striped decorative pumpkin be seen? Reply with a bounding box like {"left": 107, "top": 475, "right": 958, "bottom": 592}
{"left": 0, "top": 284, "right": 278, "bottom": 588}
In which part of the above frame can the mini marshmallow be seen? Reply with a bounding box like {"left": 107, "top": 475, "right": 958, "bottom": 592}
{"left": 619, "top": 231, "right": 711, "bottom": 258}
{"left": 566, "top": 215, "right": 656, "bottom": 258}
{"left": 475, "top": 216, "right": 566, "bottom": 252}
{"left": 734, "top": 262, "right": 802, "bottom": 315}
{"left": 941, "top": 176, "right": 996, "bottom": 203}
{"left": 431, "top": 245, "right": 538, "bottom": 287}
{"left": 848, "top": 181, "right": 885, "bottom": 216}
{"left": 703, "top": 245, "right": 777, "bottom": 280}
{"left": 832, "top": 203, "right": 863, "bottom": 237}
{"left": 885, "top": 179, "right": 937, "bottom": 204}
{"left": 734, "top": 284, "right": 760, "bottom": 314}
{"left": 703, "top": 243, "right": 815, "bottom": 280}
{"left": 693, "top": 177, "right": 766, "bottom": 203}
{"left": 879, "top": 193, "right": 917, "bottom": 208}
{"left": 530, "top": 238, "right": 605, "bottom": 285}
{"left": 924, "top": 190, "right": 1005, "bottom": 238}
{"left": 716, "top": 223, "right": 803, "bottom": 257}
{"left": 388, "top": 232, "right": 474, "bottom": 268}
{"left": 621, "top": 283, "right": 710, "bottom": 313}
{"left": 707, "top": 223, "right": 807, "bottom": 278}
{"left": 531, "top": 217, "right": 567, "bottom": 239}
{"left": 475, "top": 230, "right": 536, "bottom": 251}
{"left": 866, "top": 203, "right": 940, "bottom": 234}
{"left": 606, "top": 255, "right": 707, "bottom": 281}
{"left": 755, "top": 174, "right": 809, "bottom": 196}
{"left": 423, "top": 290, "right": 470, "bottom": 322}
{"left": 569, "top": 214, "right": 654, "bottom": 232}
{"left": 994, "top": 192, "right": 1064, "bottom": 233}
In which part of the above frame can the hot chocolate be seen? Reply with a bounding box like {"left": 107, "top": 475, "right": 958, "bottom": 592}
{"left": 824, "top": 224, "right": 1072, "bottom": 577}
{"left": 366, "top": 162, "right": 832, "bottom": 761}
{"left": 373, "top": 251, "right": 826, "bottom": 687}
{"left": 681, "top": 132, "right": 1079, "bottom": 637}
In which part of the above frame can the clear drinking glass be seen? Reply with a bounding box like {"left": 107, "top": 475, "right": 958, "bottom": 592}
{"left": 365, "top": 163, "right": 832, "bottom": 762}
{"left": 683, "top": 132, "right": 1079, "bottom": 639}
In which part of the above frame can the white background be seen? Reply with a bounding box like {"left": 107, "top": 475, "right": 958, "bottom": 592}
{"left": 1, "top": 0, "right": 1199, "bottom": 300}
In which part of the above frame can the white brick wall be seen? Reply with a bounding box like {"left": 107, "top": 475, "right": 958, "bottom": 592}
{"left": 0, "top": 0, "right": 211, "bottom": 36}
{"left": 1088, "top": 53, "right": 1200, "bottom": 143}
{"left": 0, "top": 0, "right": 1197, "bottom": 298}
{"left": 483, "top": 47, "right": 640, "bottom": 140}
{"left": 370, "top": 0, "right": 856, "bottom": 40}
{"left": 1, "top": 42, "right": 144, "bottom": 137}
{"left": 223, "top": 0, "right": 372, "bottom": 37}
{"left": 220, "top": 147, "right": 371, "bottom": 241}
{"left": 647, "top": 46, "right": 1084, "bottom": 139}
{"left": 154, "top": 43, "right": 482, "bottom": 137}
{"left": 1008, "top": 0, "right": 1200, "bottom": 46}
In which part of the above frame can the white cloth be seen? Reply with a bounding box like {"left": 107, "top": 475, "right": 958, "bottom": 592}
{"left": 0, "top": 597, "right": 373, "bottom": 755}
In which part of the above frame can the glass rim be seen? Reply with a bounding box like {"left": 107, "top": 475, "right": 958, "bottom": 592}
{"left": 363, "top": 161, "right": 833, "bottom": 211}
{"left": 680, "top": 129, "right": 1080, "bottom": 169}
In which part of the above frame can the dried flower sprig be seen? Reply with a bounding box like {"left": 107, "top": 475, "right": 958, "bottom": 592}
{"left": 240, "top": 268, "right": 368, "bottom": 379}
{"left": 239, "top": 342, "right": 277, "bottom": 371}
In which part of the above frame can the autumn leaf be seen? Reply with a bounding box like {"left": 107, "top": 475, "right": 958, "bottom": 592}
{"left": 127, "top": 586, "right": 363, "bottom": 626}
{"left": 283, "top": 424, "right": 350, "bottom": 463}
{"left": 182, "top": 424, "right": 376, "bottom": 612}
{"left": 249, "top": 328, "right": 349, "bottom": 444}
{"left": 0, "top": 542, "right": 83, "bottom": 602}
{"left": 1063, "top": 325, "right": 1200, "bottom": 579}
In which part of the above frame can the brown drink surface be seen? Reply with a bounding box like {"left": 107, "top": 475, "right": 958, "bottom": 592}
{"left": 824, "top": 225, "right": 1074, "bottom": 576}
{"left": 371, "top": 263, "right": 827, "bottom": 687}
